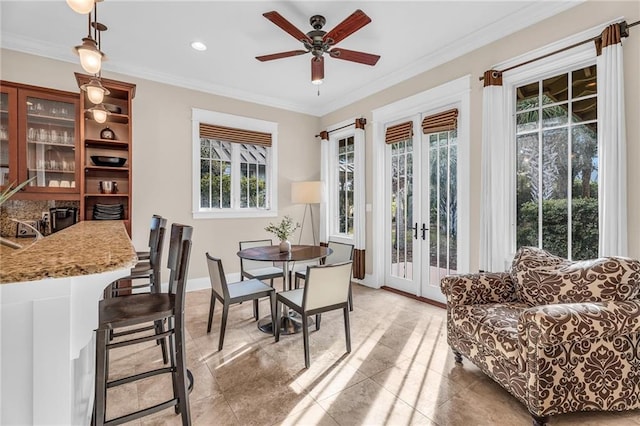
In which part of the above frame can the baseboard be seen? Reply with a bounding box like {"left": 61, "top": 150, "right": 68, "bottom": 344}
{"left": 380, "top": 286, "right": 446, "bottom": 309}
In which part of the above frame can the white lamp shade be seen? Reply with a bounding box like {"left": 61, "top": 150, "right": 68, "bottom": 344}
{"left": 92, "top": 108, "right": 108, "bottom": 123}
{"left": 86, "top": 85, "right": 105, "bottom": 104}
{"left": 78, "top": 47, "right": 103, "bottom": 74}
{"left": 66, "top": 0, "right": 94, "bottom": 14}
{"left": 291, "top": 181, "right": 323, "bottom": 204}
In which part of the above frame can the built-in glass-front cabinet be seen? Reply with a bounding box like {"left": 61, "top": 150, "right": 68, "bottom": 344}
{"left": 0, "top": 81, "right": 80, "bottom": 199}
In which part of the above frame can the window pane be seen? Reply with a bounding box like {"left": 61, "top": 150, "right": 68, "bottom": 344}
{"left": 542, "top": 105, "right": 568, "bottom": 128}
{"left": 390, "top": 138, "right": 412, "bottom": 279}
{"left": 516, "top": 81, "right": 539, "bottom": 111}
{"left": 571, "top": 123, "right": 598, "bottom": 259}
{"left": 516, "top": 111, "right": 539, "bottom": 133}
{"left": 448, "top": 142, "right": 457, "bottom": 272}
{"left": 516, "top": 133, "right": 539, "bottom": 248}
{"left": 239, "top": 143, "right": 267, "bottom": 208}
{"left": 543, "top": 74, "right": 568, "bottom": 104}
{"left": 337, "top": 136, "right": 354, "bottom": 235}
{"left": 572, "top": 98, "right": 597, "bottom": 122}
{"left": 200, "top": 159, "right": 211, "bottom": 208}
{"left": 541, "top": 129, "right": 568, "bottom": 257}
{"left": 572, "top": 65, "right": 597, "bottom": 98}
{"left": 199, "top": 139, "right": 231, "bottom": 209}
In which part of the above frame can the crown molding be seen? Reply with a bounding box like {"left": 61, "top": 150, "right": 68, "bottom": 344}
{"left": 1, "top": 1, "right": 582, "bottom": 118}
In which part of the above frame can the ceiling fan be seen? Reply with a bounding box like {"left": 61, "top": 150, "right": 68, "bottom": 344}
{"left": 256, "top": 9, "right": 380, "bottom": 85}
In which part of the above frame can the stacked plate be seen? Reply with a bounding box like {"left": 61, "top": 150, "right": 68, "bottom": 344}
{"left": 93, "top": 203, "right": 124, "bottom": 220}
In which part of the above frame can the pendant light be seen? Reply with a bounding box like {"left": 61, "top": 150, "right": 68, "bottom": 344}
{"left": 88, "top": 104, "right": 110, "bottom": 124}
{"left": 80, "top": 76, "right": 110, "bottom": 105}
{"left": 66, "top": 0, "right": 94, "bottom": 14}
{"left": 73, "top": 2, "right": 106, "bottom": 75}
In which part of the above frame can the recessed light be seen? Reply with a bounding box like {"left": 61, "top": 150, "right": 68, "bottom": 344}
{"left": 191, "top": 41, "right": 207, "bottom": 51}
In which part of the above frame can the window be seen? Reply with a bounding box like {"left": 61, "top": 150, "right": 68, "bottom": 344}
{"left": 192, "top": 109, "right": 278, "bottom": 219}
{"left": 515, "top": 64, "right": 598, "bottom": 259}
{"left": 337, "top": 136, "right": 354, "bottom": 235}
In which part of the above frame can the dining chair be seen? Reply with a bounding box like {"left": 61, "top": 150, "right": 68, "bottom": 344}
{"left": 275, "top": 261, "right": 353, "bottom": 368}
{"left": 206, "top": 253, "right": 276, "bottom": 350}
{"left": 94, "top": 223, "right": 193, "bottom": 425}
{"left": 294, "top": 240, "right": 355, "bottom": 311}
{"left": 239, "top": 239, "right": 284, "bottom": 318}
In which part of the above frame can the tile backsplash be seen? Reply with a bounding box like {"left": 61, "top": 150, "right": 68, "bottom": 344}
{"left": 0, "top": 199, "right": 79, "bottom": 237}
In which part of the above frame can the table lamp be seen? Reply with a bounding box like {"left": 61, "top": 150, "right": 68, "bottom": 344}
{"left": 291, "top": 181, "right": 323, "bottom": 245}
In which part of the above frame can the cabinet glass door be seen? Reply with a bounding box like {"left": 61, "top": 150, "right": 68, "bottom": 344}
{"left": 0, "top": 92, "right": 10, "bottom": 186}
{"left": 24, "top": 96, "right": 76, "bottom": 190}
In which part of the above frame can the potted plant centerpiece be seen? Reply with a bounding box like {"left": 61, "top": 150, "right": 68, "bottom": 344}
{"left": 265, "top": 215, "right": 300, "bottom": 253}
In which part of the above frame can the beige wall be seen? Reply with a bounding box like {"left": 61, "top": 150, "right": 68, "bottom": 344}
{"left": 320, "top": 0, "right": 639, "bottom": 274}
{"left": 0, "top": 49, "right": 321, "bottom": 280}
{"left": 1, "top": 0, "right": 638, "bottom": 283}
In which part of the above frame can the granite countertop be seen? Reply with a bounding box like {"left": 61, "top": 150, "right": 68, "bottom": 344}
{"left": 0, "top": 221, "right": 137, "bottom": 284}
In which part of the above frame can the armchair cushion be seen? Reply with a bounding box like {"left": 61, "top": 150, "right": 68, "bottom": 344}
{"left": 452, "top": 302, "right": 529, "bottom": 363}
{"left": 511, "top": 247, "right": 640, "bottom": 306}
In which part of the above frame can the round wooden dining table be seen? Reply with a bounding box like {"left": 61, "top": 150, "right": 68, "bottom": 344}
{"left": 236, "top": 244, "right": 332, "bottom": 335}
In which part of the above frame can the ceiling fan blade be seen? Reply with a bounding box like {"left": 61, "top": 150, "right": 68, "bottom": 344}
{"left": 329, "top": 48, "right": 380, "bottom": 66}
{"left": 256, "top": 50, "right": 308, "bottom": 62}
{"left": 263, "top": 11, "right": 312, "bottom": 43}
{"left": 311, "top": 57, "right": 324, "bottom": 83}
{"left": 323, "top": 9, "right": 371, "bottom": 46}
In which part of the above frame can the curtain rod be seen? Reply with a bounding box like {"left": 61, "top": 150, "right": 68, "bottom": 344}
{"left": 479, "top": 19, "right": 638, "bottom": 81}
{"left": 315, "top": 117, "right": 366, "bottom": 138}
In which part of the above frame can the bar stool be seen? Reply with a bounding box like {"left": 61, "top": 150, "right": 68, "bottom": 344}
{"left": 108, "top": 215, "right": 166, "bottom": 297}
{"left": 135, "top": 214, "right": 164, "bottom": 261}
{"left": 93, "top": 223, "right": 193, "bottom": 425}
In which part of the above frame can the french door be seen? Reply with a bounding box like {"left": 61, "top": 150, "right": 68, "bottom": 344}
{"left": 386, "top": 127, "right": 458, "bottom": 303}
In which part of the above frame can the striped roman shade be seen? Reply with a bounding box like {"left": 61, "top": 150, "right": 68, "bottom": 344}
{"left": 422, "top": 109, "right": 458, "bottom": 134}
{"left": 385, "top": 121, "right": 413, "bottom": 144}
{"left": 199, "top": 123, "right": 272, "bottom": 147}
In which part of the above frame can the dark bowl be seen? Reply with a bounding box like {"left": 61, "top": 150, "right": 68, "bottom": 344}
{"left": 91, "top": 156, "right": 127, "bottom": 167}
{"left": 102, "top": 103, "right": 122, "bottom": 114}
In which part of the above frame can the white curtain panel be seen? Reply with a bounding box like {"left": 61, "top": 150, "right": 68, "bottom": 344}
{"left": 319, "top": 135, "right": 330, "bottom": 243}
{"left": 480, "top": 83, "right": 511, "bottom": 272}
{"left": 353, "top": 127, "right": 366, "bottom": 251}
{"left": 597, "top": 34, "right": 627, "bottom": 257}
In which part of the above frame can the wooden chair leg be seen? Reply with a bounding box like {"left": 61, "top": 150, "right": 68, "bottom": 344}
{"left": 302, "top": 314, "right": 310, "bottom": 368}
{"left": 207, "top": 293, "right": 216, "bottom": 333}
{"left": 348, "top": 284, "right": 353, "bottom": 311}
{"left": 269, "top": 293, "right": 277, "bottom": 336}
{"left": 94, "top": 328, "right": 108, "bottom": 426}
{"left": 315, "top": 314, "right": 321, "bottom": 331}
{"left": 253, "top": 299, "right": 259, "bottom": 321}
{"left": 174, "top": 314, "right": 191, "bottom": 423}
{"left": 275, "top": 301, "right": 282, "bottom": 342}
{"left": 155, "top": 319, "right": 168, "bottom": 364}
{"left": 343, "top": 307, "right": 351, "bottom": 353}
{"left": 219, "top": 304, "right": 229, "bottom": 351}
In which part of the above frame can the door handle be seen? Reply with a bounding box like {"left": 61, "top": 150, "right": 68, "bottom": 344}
{"left": 421, "top": 223, "right": 428, "bottom": 240}
{"left": 413, "top": 223, "right": 418, "bottom": 240}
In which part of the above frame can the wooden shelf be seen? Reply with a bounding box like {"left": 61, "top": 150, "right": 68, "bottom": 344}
{"left": 84, "top": 166, "right": 129, "bottom": 172}
{"left": 83, "top": 111, "right": 129, "bottom": 124}
{"left": 27, "top": 140, "right": 76, "bottom": 148}
{"left": 84, "top": 193, "right": 129, "bottom": 197}
{"left": 26, "top": 113, "right": 75, "bottom": 123}
{"left": 84, "top": 138, "right": 129, "bottom": 149}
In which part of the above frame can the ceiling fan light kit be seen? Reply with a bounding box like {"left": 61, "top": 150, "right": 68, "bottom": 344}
{"left": 256, "top": 9, "right": 380, "bottom": 88}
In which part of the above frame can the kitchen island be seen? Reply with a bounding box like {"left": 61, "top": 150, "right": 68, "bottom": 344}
{"left": 0, "top": 221, "right": 137, "bottom": 425}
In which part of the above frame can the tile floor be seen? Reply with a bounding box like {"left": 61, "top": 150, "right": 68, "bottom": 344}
{"left": 106, "top": 284, "right": 640, "bottom": 426}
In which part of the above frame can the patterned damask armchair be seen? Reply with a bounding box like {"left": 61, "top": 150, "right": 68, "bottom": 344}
{"left": 441, "top": 246, "right": 640, "bottom": 426}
